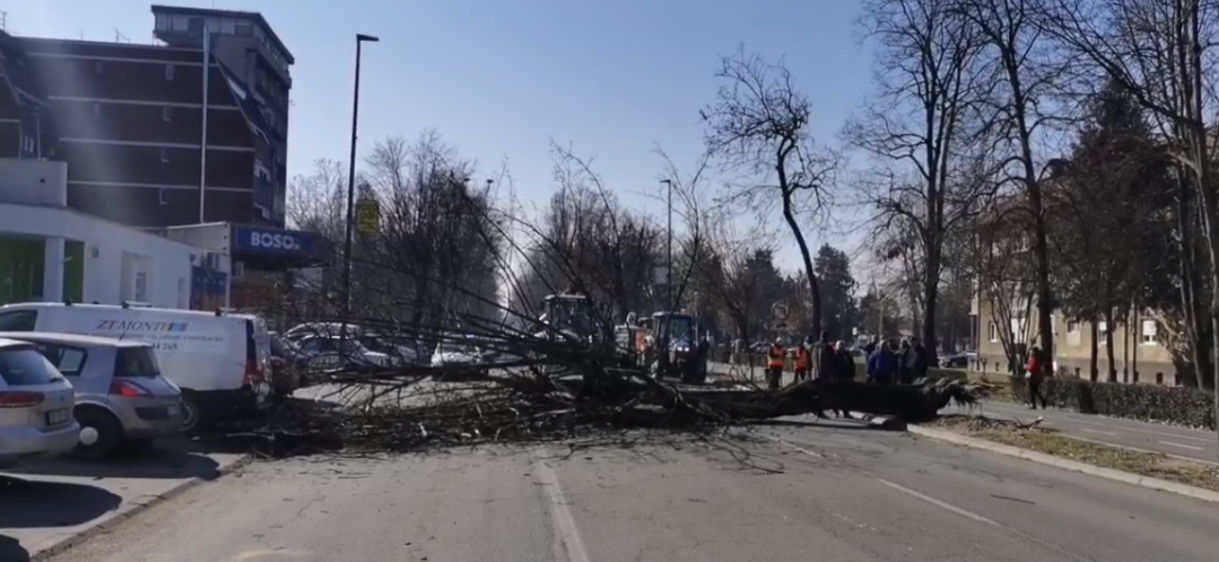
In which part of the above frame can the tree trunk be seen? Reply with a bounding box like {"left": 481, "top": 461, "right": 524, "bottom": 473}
{"left": 781, "top": 194, "right": 822, "bottom": 334}
{"left": 1104, "top": 310, "right": 1116, "bottom": 382}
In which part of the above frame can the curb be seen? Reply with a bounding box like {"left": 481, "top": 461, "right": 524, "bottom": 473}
{"left": 27, "top": 454, "right": 253, "bottom": 561}
{"left": 907, "top": 424, "right": 1219, "bottom": 505}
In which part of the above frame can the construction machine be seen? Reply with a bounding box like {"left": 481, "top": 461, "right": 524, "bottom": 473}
{"left": 636, "top": 311, "right": 707, "bottom": 384}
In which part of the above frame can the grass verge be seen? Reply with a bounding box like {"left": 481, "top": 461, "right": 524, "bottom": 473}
{"left": 927, "top": 415, "right": 1219, "bottom": 492}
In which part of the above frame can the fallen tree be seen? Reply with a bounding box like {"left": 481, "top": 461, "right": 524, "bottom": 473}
{"left": 221, "top": 353, "right": 989, "bottom": 458}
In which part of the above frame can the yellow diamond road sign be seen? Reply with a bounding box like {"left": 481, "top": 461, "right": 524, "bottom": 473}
{"left": 356, "top": 198, "right": 380, "bottom": 234}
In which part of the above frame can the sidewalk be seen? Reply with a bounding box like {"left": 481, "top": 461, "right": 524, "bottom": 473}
{"left": 947, "top": 400, "right": 1219, "bottom": 464}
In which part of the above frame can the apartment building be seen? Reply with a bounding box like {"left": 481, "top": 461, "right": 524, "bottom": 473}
{"left": 0, "top": 4, "right": 292, "bottom": 229}
{"left": 973, "top": 298, "right": 1178, "bottom": 385}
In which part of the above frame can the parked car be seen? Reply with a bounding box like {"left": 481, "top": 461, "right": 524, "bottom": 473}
{"left": 268, "top": 333, "right": 309, "bottom": 395}
{"left": 0, "top": 332, "right": 184, "bottom": 459}
{"left": 360, "top": 333, "right": 420, "bottom": 365}
{"left": 0, "top": 337, "right": 80, "bottom": 468}
{"left": 294, "top": 334, "right": 394, "bottom": 370}
{"left": 431, "top": 337, "right": 484, "bottom": 367}
{"left": 939, "top": 352, "right": 971, "bottom": 368}
{"left": 0, "top": 302, "right": 275, "bottom": 431}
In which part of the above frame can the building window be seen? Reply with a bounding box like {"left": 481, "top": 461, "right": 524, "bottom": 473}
{"left": 1067, "top": 320, "right": 1081, "bottom": 333}
{"left": 160, "top": 147, "right": 169, "bottom": 163}
{"left": 171, "top": 16, "right": 190, "bottom": 31}
{"left": 92, "top": 103, "right": 101, "bottom": 116}
{"left": 165, "top": 64, "right": 175, "bottom": 80}
{"left": 162, "top": 106, "right": 172, "bottom": 122}
{"left": 1141, "top": 320, "right": 1157, "bottom": 345}
{"left": 988, "top": 322, "right": 998, "bottom": 342}
{"left": 158, "top": 188, "right": 169, "bottom": 205}
{"left": 94, "top": 61, "right": 103, "bottom": 75}
{"left": 134, "top": 272, "right": 148, "bottom": 302}
{"left": 235, "top": 22, "right": 252, "bottom": 36}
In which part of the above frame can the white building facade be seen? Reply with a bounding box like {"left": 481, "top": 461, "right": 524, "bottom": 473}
{"left": 0, "top": 159, "right": 228, "bottom": 308}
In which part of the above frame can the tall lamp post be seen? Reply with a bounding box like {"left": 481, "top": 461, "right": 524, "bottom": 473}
{"left": 340, "top": 33, "right": 379, "bottom": 358}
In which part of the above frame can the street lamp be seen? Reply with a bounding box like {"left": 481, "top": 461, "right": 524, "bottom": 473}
{"left": 340, "top": 33, "right": 379, "bottom": 358}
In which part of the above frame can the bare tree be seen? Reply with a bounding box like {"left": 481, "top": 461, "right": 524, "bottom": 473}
{"left": 702, "top": 48, "right": 840, "bottom": 333}
{"left": 958, "top": 201, "right": 1039, "bottom": 372}
{"left": 1040, "top": 0, "right": 1219, "bottom": 392}
{"left": 954, "top": 0, "right": 1067, "bottom": 374}
{"left": 846, "top": 0, "right": 989, "bottom": 360}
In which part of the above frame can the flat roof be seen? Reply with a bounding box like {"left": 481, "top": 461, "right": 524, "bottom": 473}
{"left": 150, "top": 4, "right": 295, "bottom": 65}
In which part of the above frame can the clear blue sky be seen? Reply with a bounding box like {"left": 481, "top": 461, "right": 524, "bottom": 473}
{"left": 5, "top": 0, "right": 874, "bottom": 271}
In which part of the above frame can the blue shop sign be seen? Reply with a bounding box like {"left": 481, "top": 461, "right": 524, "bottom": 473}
{"left": 232, "top": 226, "right": 317, "bottom": 257}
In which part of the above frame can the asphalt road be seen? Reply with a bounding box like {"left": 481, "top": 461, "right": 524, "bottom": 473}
{"left": 953, "top": 400, "right": 1219, "bottom": 463}
{"left": 37, "top": 419, "right": 1219, "bottom": 562}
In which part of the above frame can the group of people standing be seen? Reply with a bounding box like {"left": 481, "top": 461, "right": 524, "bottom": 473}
{"left": 763, "top": 331, "right": 859, "bottom": 390}
{"left": 862, "top": 337, "right": 930, "bottom": 385}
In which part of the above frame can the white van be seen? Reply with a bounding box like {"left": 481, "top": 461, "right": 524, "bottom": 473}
{"left": 0, "top": 302, "right": 273, "bottom": 431}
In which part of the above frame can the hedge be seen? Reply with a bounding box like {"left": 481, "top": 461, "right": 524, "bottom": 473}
{"left": 1008, "top": 375, "right": 1216, "bottom": 430}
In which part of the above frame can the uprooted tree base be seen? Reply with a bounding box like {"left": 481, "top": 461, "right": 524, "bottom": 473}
{"left": 204, "top": 365, "right": 990, "bottom": 459}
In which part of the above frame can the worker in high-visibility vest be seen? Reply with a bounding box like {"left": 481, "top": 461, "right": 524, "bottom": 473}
{"left": 794, "top": 343, "right": 812, "bottom": 382}
{"left": 766, "top": 339, "right": 786, "bottom": 390}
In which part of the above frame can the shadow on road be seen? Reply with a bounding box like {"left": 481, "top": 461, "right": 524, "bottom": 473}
{"left": 0, "top": 535, "right": 30, "bottom": 562}
{"left": 3, "top": 449, "right": 220, "bottom": 480}
{"left": 0, "top": 476, "right": 121, "bottom": 529}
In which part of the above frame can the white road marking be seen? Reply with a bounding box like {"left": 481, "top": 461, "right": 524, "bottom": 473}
{"left": 986, "top": 404, "right": 1213, "bottom": 443}
{"left": 878, "top": 479, "right": 999, "bottom": 527}
{"left": 1159, "top": 440, "right": 1207, "bottom": 452}
{"left": 764, "top": 435, "right": 824, "bottom": 457}
{"left": 534, "top": 449, "right": 592, "bottom": 562}
{"left": 1079, "top": 427, "right": 1118, "bottom": 437}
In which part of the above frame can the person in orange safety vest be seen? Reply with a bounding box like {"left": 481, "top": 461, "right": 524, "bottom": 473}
{"left": 766, "top": 340, "right": 786, "bottom": 390}
{"left": 794, "top": 343, "right": 811, "bottom": 381}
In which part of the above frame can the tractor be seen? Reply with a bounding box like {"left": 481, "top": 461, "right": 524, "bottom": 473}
{"left": 635, "top": 311, "right": 707, "bottom": 384}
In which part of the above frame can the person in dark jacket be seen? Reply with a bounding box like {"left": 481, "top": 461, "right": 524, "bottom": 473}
{"left": 867, "top": 339, "right": 898, "bottom": 384}
{"left": 909, "top": 336, "right": 929, "bottom": 381}
{"left": 833, "top": 340, "right": 856, "bottom": 382}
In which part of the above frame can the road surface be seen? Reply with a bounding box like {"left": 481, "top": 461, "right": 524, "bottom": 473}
{"left": 34, "top": 419, "right": 1219, "bottom": 562}
{"left": 952, "top": 400, "right": 1219, "bottom": 463}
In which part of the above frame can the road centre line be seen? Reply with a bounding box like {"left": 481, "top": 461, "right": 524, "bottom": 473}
{"left": 877, "top": 479, "right": 999, "bottom": 527}
{"left": 534, "top": 449, "right": 592, "bottom": 562}
{"left": 1159, "top": 440, "right": 1207, "bottom": 452}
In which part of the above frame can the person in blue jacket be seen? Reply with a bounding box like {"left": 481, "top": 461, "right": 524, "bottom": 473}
{"left": 866, "top": 339, "right": 898, "bottom": 384}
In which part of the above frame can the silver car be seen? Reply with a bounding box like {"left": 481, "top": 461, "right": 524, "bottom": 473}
{"left": 0, "top": 337, "right": 80, "bottom": 468}
{"left": 0, "top": 332, "right": 184, "bottom": 460}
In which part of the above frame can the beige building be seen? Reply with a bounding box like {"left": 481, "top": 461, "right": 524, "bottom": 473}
{"left": 973, "top": 297, "right": 1178, "bottom": 385}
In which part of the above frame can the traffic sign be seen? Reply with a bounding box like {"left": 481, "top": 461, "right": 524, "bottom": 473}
{"left": 771, "top": 301, "right": 789, "bottom": 322}
{"left": 356, "top": 198, "right": 380, "bottom": 234}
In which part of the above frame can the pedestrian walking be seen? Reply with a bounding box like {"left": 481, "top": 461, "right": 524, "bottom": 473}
{"left": 1026, "top": 346, "right": 1049, "bottom": 409}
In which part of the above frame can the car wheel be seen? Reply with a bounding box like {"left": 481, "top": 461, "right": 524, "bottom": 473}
{"left": 180, "top": 391, "right": 204, "bottom": 432}
{"left": 72, "top": 406, "right": 124, "bottom": 461}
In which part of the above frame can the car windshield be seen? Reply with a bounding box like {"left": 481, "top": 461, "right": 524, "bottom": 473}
{"left": 115, "top": 347, "right": 160, "bottom": 378}
{"left": 0, "top": 346, "right": 61, "bottom": 386}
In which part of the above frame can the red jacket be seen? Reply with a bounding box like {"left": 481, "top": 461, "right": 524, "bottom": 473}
{"left": 1026, "top": 356, "right": 1043, "bottom": 381}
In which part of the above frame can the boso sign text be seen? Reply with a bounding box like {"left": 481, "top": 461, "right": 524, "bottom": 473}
{"left": 235, "top": 227, "right": 313, "bottom": 255}
{"left": 251, "top": 231, "right": 300, "bottom": 251}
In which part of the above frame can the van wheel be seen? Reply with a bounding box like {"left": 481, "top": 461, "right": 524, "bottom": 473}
{"left": 180, "top": 392, "right": 204, "bottom": 432}
{"left": 72, "top": 407, "right": 124, "bottom": 461}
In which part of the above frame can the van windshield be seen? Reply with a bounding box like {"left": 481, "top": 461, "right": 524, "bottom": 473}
{"left": 115, "top": 347, "right": 160, "bottom": 378}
